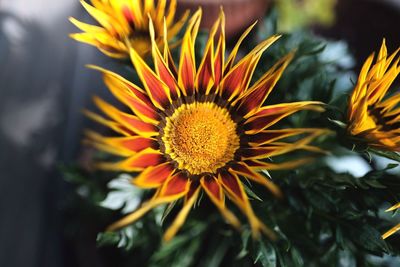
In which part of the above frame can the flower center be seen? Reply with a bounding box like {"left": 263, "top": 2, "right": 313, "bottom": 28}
{"left": 162, "top": 102, "right": 240, "bottom": 175}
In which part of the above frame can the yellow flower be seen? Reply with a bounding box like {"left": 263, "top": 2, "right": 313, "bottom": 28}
{"left": 85, "top": 10, "right": 327, "bottom": 240}
{"left": 347, "top": 40, "right": 400, "bottom": 151}
{"left": 69, "top": 0, "right": 188, "bottom": 58}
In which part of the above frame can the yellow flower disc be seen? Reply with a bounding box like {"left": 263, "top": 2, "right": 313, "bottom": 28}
{"left": 162, "top": 102, "right": 240, "bottom": 175}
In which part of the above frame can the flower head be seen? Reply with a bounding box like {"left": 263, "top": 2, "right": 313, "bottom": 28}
{"left": 347, "top": 40, "right": 400, "bottom": 151}
{"left": 70, "top": 0, "right": 188, "bottom": 58}
{"left": 85, "top": 10, "right": 327, "bottom": 240}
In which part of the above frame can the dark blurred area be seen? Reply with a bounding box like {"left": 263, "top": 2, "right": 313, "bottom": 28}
{"left": 0, "top": 0, "right": 399, "bottom": 266}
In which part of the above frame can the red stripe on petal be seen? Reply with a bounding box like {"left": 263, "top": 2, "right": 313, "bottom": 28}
{"left": 219, "top": 170, "right": 244, "bottom": 201}
{"left": 104, "top": 75, "right": 161, "bottom": 123}
{"left": 180, "top": 54, "right": 195, "bottom": 96}
{"left": 237, "top": 53, "right": 294, "bottom": 116}
{"left": 152, "top": 44, "right": 180, "bottom": 100}
{"left": 93, "top": 96, "right": 158, "bottom": 137}
{"left": 126, "top": 150, "right": 164, "bottom": 169}
{"left": 220, "top": 61, "right": 250, "bottom": 100}
{"left": 196, "top": 47, "right": 214, "bottom": 95}
{"left": 119, "top": 137, "right": 158, "bottom": 152}
{"left": 133, "top": 162, "right": 174, "bottom": 188}
{"left": 201, "top": 176, "right": 223, "bottom": 201}
{"left": 185, "top": 181, "right": 200, "bottom": 203}
{"left": 160, "top": 172, "right": 190, "bottom": 197}
{"left": 122, "top": 6, "right": 134, "bottom": 24}
{"left": 117, "top": 113, "right": 158, "bottom": 136}
{"left": 141, "top": 70, "right": 171, "bottom": 109}
{"left": 214, "top": 38, "right": 224, "bottom": 86}
{"left": 244, "top": 102, "right": 324, "bottom": 134}
{"left": 130, "top": 48, "right": 171, "bottom": 110}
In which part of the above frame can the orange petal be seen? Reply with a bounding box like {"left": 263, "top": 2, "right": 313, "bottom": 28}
{"left": 236, "top": 52, "right": 294, "bottom": 116}
{"left": 96, "top": 148, "right": 164, "bottom": 172}
{"left": 158, "top": 171, "right": 191, "bottom": 200}
{"left": 149, "top": 19, "right": 181, "bottom": 100}
{"left": 133, "top": 162, "right": 175, "bottom": 188}
{"left": 244, "top": 102, "right": 325, "bottom": 134}
{"left": 230, "top": 163, "right": 282, "bottom": 198}
{"left": 163, "top": 185, "right": 201, "bottom": 241}
{"left": 196, "top": 11, "right": 223, "bottom": 95}
{"left": 178, "top": 9, "right": 202, "bottom": 96}
{"left": 218, "top": 170, "right": 275, "bottom": 239}
{"left": 200, "top": 176, "right": 241, "bottom": 229}
{"left": 93, "top": 96, "right": 158, "bottom": 137}
{"left": 85, "top": 130, "right": 157, "bottom": 156}
{"left": 130, "top": 48, "right": 172, "bottom": 110}
{"left": 246, "top": 128, "right": 316, "bottom": 146}
{"left": 213, "top": 10, "right": 225, "bottom": 87}
{"left": 107, "top": 175, "right": 187, "bottom": 231}
{"left": 84, "top": 110, "right": 135, "bottom": 136}
{"left": 88, "top": 65, "right": 160, "bottom": 124}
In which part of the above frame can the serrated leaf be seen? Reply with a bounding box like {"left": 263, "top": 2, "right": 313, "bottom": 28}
{"left": 99, "top": 174, "right": 142, "bottom": 213}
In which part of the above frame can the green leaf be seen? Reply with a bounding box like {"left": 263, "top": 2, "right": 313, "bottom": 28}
{"left": 368, "top": 148, "right": 400, "bottom": 162}
{"left": 328, "top": 118, "right": 347, "bottom": 129}
{"left": 352, "top": 225, "right": 389, "bottom": 254}
{"left": 254, "top": 241, "right": 277, "bottom": 267}
{"left": 96, "top": 231, "right": 121, "bottom": 247}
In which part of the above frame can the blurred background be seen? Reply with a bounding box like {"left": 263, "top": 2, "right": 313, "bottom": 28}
{"left": 0, "top": 0, "right": 399, "bottom": 266}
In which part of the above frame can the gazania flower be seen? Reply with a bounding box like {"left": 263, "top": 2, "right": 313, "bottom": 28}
{"left": 70, "top": 0, "right": 188, "bottom": 58}
{"left": 382, "top": 203, "right": 400, "bottom": 239}
{"left": 347, "top": 40, "right": 400, "bottom": 151}
{"left": 85, "top": 10, "right": 327, "bottom": 240}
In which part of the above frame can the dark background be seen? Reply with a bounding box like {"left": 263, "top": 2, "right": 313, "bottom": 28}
{"left": 0, "top": 0, "right": 399, "bottom": 266}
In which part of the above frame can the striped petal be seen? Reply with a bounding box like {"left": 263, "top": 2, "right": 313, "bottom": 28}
{"left": 133, "top": 162, "right": 175, "bottom": 188}
{"left": 246, "top": 128, "right": 318, "bottom": 146}
{"left": 130, "top": 48, "right": 172, "bottom": 110}
{"left": 213, "top": 11, "right": 225, "bottom": 87}
{"left": 195, "top": 11, "right": 224, "bottom": 95}
{"left": 89, "top": 65, "right": 161, "bottom": 124}
{"left": 236, "top": 52, "right": 294, "bottom": 116}
{"left": 96, "top": 148, "right": 164, "bottom": 172}
{"left": 93, "top": 96, "right": 158, "bottom": 137}
{"left": 85, "top": 130, "right": 157, "bottom": 157}
{"left": 200, "top": 176, "right": 241, "bottom": 229}
{"left": 157, "top": 171, "right": 191, "bottom": 200}
{"left": 230, "top": 163, "right": 282, "bottom": 198}
{"left": 224, "top": 21, "right": 256, "bottom": 72}
{"left": 244, "top": 102, "right": 325, "bottom": 134}
{"left": 149, "top": 19, "right": 181, "bottom": 100}
{"left": 219, "top": 170, "right": 275, "bottom": 238}
{"left": 164, "top": 185, "right": 201, "bottom": 241}
{"left": 178, "top": 10, "right": 202, "bottom": 96}
{"left": 84, "top": 110, "right": 135, "bottom": 136}
{"left": 107, "top": 172, "right": 190, "bottom": 231}
{"left": 219, "top": 35, "right": 281, "bottom": 102}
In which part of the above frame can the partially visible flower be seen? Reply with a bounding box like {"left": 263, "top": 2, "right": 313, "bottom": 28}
{"left": 382, "top": 203, "right": 400, "bottom": 239}
{"left": 85, "top": 10, "right": 328, "bottom": 240}
{"left": 347, "top": 40, "right": 400, "bottom": 151}
{"left": 70, "top": 0, "right": 188, "bottom": 58}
